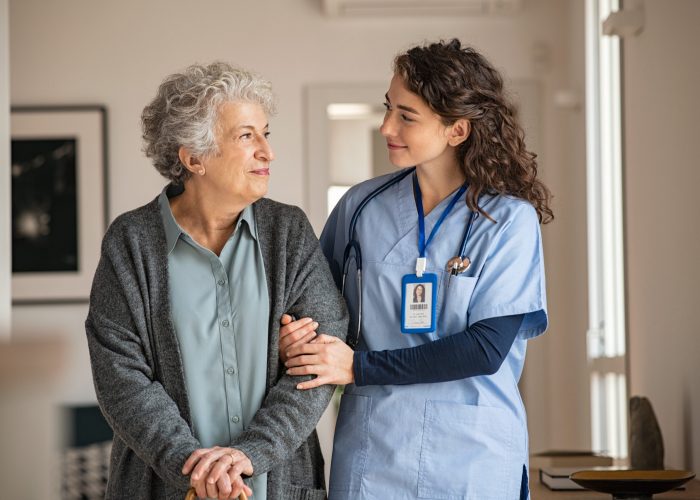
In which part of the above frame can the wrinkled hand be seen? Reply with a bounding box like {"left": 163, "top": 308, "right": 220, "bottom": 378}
{"left": 279, "top": 314, "right": 318, "bottom": 364}
{"left": 285, "top": 334, "right": 354, "bottom": 389}
{"left": 182, "top": 446, "right": 253, "bottom": 499}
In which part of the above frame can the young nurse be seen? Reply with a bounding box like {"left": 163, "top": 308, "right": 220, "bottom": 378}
{"left": 281, "top": 39, "right": 552, "bottom": 499}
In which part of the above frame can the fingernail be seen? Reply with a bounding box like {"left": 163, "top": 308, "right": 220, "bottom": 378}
{"left": 313, "top": 322, "right": 319, "bottom": 328}
{"left": 297, "top": 384, "right": 303, "bottom": 389}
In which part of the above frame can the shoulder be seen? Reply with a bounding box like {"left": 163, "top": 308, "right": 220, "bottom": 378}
{"left": 477, "top": 195, "right": 542, "bottom": 261}
{"left": 102, "top": 196, "right": 162, "bottom": 250}
{"left": 481, "top": 194, "right": 539, "bottom": 231}
{"left": 253, "top": 197, "right": 305, "bottom": 220}
{"left": 253, "top": 198, "right": 313, "bottom": 244}
{"left": 253, "top": 198, "right": 307, "bottom": 228}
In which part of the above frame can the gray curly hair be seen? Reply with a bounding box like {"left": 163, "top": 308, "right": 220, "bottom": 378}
{"left": 141, "top": 62, "right": 276, "bottom": 183}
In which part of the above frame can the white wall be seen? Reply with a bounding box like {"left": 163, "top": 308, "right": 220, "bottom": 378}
{"left": 4, "top": 0, "right": 590, "bottom": 492}
{"left": 624, "top": 0, "right": 700, "bottom": 470}
{"left": 537, "top": 0, "right": 590, "bottom": 453}
{"left": 563, "top": 0, "right": 590, "bottom": 449}
{"left": 519, "top": 0, "right": 591, "bottom": 454}
{"left": 0, "top": 0, "right": 10, "bottom": 337}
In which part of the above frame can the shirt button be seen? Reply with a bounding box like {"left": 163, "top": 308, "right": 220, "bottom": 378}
{"left": 217, "top": 279, "right": 225, "bottom": 286}
{"left": 221, "top": 319, "right": 230, "bottom": 327}
{"left": 231, "top": 415, "right": 240, "bottom": 423}
{"left": 226, "top": 367, "right": 235, "bottom": 375}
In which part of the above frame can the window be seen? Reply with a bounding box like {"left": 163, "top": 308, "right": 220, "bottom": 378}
{"left": 585, "top": 0, "right": 628, "bottom": 458}
{"left": 327, "top": 185, "right": 351, "bottom": 216}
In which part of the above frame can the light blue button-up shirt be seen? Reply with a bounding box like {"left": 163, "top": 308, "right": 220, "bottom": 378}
{"left": 159, "top": 188, "right": 268, "bottom": 499}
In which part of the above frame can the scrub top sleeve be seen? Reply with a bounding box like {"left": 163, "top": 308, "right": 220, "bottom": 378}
{"left": 320, "top": 196, "right": 348, "bottom": 289}
{"left": 468, "top": 202, "right": 548, "bottom": 339}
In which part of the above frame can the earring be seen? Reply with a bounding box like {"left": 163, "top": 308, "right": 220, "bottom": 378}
{"left": 198, "top": 169, "right": 205, "bottom": 176}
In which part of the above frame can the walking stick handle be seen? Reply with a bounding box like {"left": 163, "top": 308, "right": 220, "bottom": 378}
{"left": 185, "top": 487, "right": 248, "bottom": 500}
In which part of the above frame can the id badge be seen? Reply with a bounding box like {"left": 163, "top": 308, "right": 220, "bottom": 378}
{"left": 401, "top": 273, "right": 437, "bottom": 334}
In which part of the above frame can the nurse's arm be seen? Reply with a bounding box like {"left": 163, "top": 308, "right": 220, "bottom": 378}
{"left": 286, "top": 314, "right": 524, "bottom": 388}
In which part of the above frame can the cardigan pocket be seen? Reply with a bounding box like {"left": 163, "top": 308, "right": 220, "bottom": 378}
{"left": 280, "top": 483, "right": 327, "bottom": 500}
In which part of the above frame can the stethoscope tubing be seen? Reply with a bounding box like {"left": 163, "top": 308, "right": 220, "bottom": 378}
{"left": 342, "top": 169, "right": 414, "bottom": 346}
{"left": 459, "top": 210, "right": 479, "bottom": 259}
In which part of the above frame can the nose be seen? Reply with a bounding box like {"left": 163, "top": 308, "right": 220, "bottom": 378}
{"left": 256, "top": 136, "right": 275, "bottom": 162}
{"left": 379, "top": 111, "right": 396, "bottom": 138}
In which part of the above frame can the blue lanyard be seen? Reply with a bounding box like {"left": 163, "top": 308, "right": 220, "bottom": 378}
{"left": 412, "top": 173, "right": 467, "bottom": 260}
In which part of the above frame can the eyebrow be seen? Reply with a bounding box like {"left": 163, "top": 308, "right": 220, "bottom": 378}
{"left": 237, "top": 123, "right": 270, "bottom": 131}
{"left": 385, "top": 93, "right": 420, "bottom": 115}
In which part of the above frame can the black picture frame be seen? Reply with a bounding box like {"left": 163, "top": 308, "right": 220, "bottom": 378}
{"left": 10, "top": 105, "right": 108, "bottom": 304}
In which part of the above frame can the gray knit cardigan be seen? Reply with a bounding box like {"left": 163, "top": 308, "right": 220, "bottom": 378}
{"left": 85, "top": 194, "right": 348, "bottom": 500}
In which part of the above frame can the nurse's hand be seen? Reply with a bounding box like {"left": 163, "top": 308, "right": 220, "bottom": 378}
{"left": 279, "top": 314, "right": 318, "bottom": 363}
{"left": 285, "top": 334, "right": 354, "bottom": 389}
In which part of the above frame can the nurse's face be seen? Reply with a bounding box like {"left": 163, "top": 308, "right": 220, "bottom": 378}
{"left": 380, "top": 74, "right": 455, "bottom": 169}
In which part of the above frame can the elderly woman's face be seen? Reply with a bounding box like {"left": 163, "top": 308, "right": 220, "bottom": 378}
{"left": 201, "top": 101, "right": 274, "bottom": 205}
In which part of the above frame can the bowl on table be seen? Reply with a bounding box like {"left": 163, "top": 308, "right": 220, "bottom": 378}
{"left": 569, "top": 469, "right": 695, "bottom": 499}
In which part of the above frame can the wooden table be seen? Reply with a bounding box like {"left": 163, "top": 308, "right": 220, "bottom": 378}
{"left": 530, "top": 470, "right": 700, "bottom": 499}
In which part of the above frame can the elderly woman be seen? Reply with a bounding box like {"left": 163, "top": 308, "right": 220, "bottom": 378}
{"left": 85, "top": 62, "right": 347, "bottom": 500}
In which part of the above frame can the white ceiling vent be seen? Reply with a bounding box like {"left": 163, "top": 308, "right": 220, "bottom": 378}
{"left": 322, "top": 0, "right": 522, "bottom": 17}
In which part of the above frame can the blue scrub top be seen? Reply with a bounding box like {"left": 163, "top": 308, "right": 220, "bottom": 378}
{"left": 320, "top": 170, "right": 548, "bottom": 500}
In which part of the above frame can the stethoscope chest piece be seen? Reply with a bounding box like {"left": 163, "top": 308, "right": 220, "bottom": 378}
{"left": 446, "top": 256, "right": 471, "bottom": 275}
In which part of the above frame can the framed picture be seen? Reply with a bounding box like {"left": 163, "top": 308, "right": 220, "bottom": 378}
{"left": 10, "top": 106, "right": 108, "bottom": 304}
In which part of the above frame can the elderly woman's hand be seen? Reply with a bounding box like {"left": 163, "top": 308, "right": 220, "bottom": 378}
{"left": 284, "top": 334, "right": 355, "bottom": 389}
{"left": 279, "top": 314, "right": 318, "bottom": 363}
{"left": 182, "top": 446, "right": 253, "bottom": 499}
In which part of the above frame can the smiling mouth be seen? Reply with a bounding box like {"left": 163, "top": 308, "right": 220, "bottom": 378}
{"left": 251, "top": 168, "right": 270, "bottom": 176}
{"left": 387, "top": 143, "right": 407, "bottom": 150}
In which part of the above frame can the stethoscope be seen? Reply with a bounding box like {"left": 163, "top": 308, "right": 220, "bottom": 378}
{"left": 341, "top": 167, "right": 479, "bottom": 347}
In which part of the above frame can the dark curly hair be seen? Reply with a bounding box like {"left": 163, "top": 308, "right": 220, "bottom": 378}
{"left": 394, "top": 39, "right": 553, "bottom": 223}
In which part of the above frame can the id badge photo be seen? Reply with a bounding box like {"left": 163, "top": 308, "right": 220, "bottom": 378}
{"left": 401, "top": 273, "right": 437, "bottom": 334}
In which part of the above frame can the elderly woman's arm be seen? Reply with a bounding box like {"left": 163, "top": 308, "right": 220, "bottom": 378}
{"left": 226, "top": 204, "right": 348, "bottom": 477}
{"left": 85, "top": 229, "right": 199, "bottom": 492}
{"left": 87, "top": 315, "right": 198, "bottom": 490}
